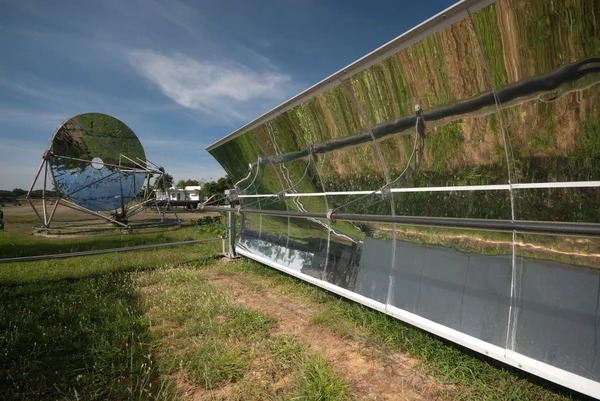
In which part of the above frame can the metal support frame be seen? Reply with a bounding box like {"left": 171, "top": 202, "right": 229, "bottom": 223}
{"left": 201, "top": 205, "right": 600, "bottom": 237}
{"left": 26, "top": 153, "right": 55, "bottom": 228}
{"left": 224, "top": 205, "right": 239, "bottom": 259}
{"left": 26, "top": 148, "right": 178, "bottom": 229}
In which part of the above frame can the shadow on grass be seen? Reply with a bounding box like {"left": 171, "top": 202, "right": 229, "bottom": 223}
{"left": 0, "top": 272, "right": 176, "bottom": 400}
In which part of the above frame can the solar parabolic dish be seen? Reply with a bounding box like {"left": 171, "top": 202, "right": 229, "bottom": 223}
{"left": 50, "top": 113, "right": 146, "bottom": 211}
{"left": 207, "top": 0, "right": 600, "bottom": 397}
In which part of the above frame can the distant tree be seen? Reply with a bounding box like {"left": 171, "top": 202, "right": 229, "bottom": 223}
{"left": 201, "top": 175, "right": 233, "bottom": 197}
{"left": 28, "top": 189, "right": 58, "bottom": 198}
{"left": 154, "top": 173, "right": 174, "bottom": 191}
{"left": 176, "top": 179, "right": 200, "bottom": 189}
{"left": 12, "top": 188, "right": 27, "bottom": 198}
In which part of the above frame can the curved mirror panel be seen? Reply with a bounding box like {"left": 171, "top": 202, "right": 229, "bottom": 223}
{"left": 50, "top": 113, "right": 146, "bottom": 211}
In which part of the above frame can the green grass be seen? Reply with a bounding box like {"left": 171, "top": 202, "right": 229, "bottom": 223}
{"left": 0, "top": 222, "right": 225, "bottom": 400}
{"left": 0, "top": 222, "right": 220, "bottom": 259}
{"left": 182, "top": 339, "right": 248, "bottom": 389}
{"left": 135, "top": 262, "right": 351, "bottom": 400}
{"left": 297, "top": 354, "right": 351, "bottom": 401}
{"left": 0, "top": 239, "right": 221, "bottom": 284}
{"left": 267, "top": 335, "right": 306, "bottom": 373}
{"left": 0, "top": 273, "right": 179, "bottom": 400}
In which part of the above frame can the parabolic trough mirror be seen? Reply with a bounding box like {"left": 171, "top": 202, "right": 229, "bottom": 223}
{"left": 206, "top": 0, "right": 600, "bottom": 397}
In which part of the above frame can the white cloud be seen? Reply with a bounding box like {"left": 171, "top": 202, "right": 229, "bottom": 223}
{"left": 127, "top": 49, "right": 295, "bottom": 121}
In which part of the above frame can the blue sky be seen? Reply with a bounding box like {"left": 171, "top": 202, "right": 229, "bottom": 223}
{"left": 0, "top": 0, "right": 455, "bottom": 190}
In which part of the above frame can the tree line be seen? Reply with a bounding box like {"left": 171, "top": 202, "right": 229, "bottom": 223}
{"left": 3, "top": 175, "right": 233, "bottom": 202}
{"left": 149, "top": 175, "right": 233, "bottom": 197}
{"left": 0, "top": 189, "right": 58, "bottom": 200}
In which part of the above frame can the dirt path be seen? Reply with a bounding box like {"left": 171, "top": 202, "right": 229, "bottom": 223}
{"left": 206, "top": 269, "right": 450, "bottom": 401}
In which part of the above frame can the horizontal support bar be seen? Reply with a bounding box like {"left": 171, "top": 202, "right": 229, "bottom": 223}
{"left": 0, "top": 238, "right": 223, "bottom": 264}
{"left": 201, "top": 206, "right": 600, "bottom": 236}
{"left": 239, "top": 181, "right": 600, "bottom": 199}
{"left": 511, "top": 181, "right": 600, "bottom": 189}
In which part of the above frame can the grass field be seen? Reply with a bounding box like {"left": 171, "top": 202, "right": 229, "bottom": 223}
{"left": 0, "top": 202, "right": 223, "bottom": 259}
{"left": 0, "top": 207, "right": 592, "bottom": 400}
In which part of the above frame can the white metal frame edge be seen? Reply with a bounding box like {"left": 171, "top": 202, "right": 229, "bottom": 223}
{"left": 238, "top": 181, "right": 600, "bottom": 199}
{"left": 385, "top": 305, "right": 600, "bottom": 399}
{"left": 237, "top": 248, "right": 600, "bottom": 399}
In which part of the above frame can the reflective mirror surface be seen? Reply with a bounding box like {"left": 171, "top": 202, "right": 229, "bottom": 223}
{"left": 209, "top": 0, "right": 600, "bottom": 396}
{"left": 50, "top": 113, "right": 146, "bottom": 211}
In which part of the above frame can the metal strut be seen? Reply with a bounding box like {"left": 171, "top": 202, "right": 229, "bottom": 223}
{"left": 332, "top": 104, "right": 426, "bottom": 215}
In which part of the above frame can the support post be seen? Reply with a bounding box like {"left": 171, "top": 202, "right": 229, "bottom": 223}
{"left": 226, "top": 206, "right": 237, "bottom": 258}
{"left": 47, "top": 198, "right": 60, "bottom": 226}
{"left": 26, "top": 151, "right": 50, "bottom": 227}
{"left": 42, "top": 160, "right": 49, "bottom": 226}
{"left": 161, "top": 173, "right": 168, "bottom": 221}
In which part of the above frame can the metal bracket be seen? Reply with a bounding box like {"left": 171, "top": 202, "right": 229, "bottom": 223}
{"left": 225, "top": 188, "right": 239, "bottom": 202}
{"left": 278, "top": 191, "right": 288, "bottom": 201}
{"left": 381, "top": 184, "right": 393, "bottom": 200}
{"left": 326, "top": 209, "right": 336, "bottom": 222}
{"left": 308, "top": 143, "right": 318, "bottom": 161}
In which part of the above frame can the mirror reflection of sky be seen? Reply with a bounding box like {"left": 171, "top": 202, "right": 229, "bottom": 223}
{"left": 238, "top": 235, "right": 314, "bottom": 273}
{"left": 52, "top": 163, "right": 144, "bottom": 211}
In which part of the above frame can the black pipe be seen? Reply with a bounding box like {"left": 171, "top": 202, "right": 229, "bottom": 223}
{"left": 201, "top": 206, "right": 600, "bottom": 236}
{"left": 252, "top": 57, "right": 600, "bottom": 169}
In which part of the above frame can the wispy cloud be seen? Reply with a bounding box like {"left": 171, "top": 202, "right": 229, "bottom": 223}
{"left": 127, "top": 49, "right": 295, "bottom": 121}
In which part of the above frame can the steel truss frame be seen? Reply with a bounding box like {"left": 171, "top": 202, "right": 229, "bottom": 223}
{"left": 26, "top": 149, "right": 179, "bottom": 229}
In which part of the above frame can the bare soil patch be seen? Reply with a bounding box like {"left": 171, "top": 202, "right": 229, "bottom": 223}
{"left": 205, "top": 267, "right": 451, "bottom": 401}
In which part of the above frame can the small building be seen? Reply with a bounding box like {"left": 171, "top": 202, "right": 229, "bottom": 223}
{"left": 154, "top": 186, "right": 203, "bottom": 201}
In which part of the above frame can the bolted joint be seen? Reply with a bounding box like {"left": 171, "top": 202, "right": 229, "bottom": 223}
{"left": 380, "top": 184, "right": 393, "bottom": 200}
{"left": 277, "top": 191, "right": 287, "bottom": 201}
{"left": 326, "top": 209, "right": 336, "bottom": 222}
